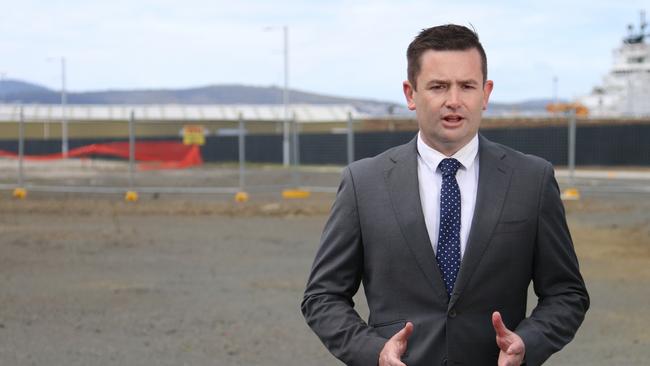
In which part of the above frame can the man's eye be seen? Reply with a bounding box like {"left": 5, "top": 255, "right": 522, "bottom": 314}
{"left": 431, "top": 85, "right": 446, "bottom": 90}
{"left": 462, "top": 84, "right": 476, "bottom": 89}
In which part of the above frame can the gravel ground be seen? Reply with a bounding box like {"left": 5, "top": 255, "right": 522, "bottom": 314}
{"left": 0, "top": 190, "right": 648, "bottom": 365}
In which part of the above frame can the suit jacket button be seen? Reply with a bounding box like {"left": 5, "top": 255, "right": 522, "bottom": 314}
{"left": 442, "top": 358, "right": 448, "bottom": 366}
{"left": 448, "top": 309, "right": 457, "bottom": 318}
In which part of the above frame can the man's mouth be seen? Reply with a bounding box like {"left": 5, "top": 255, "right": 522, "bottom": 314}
{"left": 443, "top": 114, "right": 464, "bottom": 123}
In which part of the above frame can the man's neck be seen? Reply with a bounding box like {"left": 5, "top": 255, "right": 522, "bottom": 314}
{"left": 419, "top": 133, "right": 477, "bottom": 157}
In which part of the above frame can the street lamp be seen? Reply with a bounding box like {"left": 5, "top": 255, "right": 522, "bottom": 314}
{"left": 47, "top": 57, "right": 68, "bottom": 157}
{"left": 265, "top": 25, "right": 290, "bottom": 167}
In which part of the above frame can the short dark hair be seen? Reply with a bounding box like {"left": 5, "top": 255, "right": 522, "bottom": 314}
{"left": 407, "top": 24, "right": 488, "bottom": 90}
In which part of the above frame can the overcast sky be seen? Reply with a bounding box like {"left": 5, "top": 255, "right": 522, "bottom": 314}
{"left": 0, "top": 0, "right": 647, "bottom": 103}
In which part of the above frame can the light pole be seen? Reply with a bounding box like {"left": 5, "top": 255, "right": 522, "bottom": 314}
{"left": 265, "top": 25, "right": 290, "bottom": 166}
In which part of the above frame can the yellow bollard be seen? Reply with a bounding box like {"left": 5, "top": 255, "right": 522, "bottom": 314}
{"left": 13, "top": 187, "right": 27, "bottom": 199}
{"left": 234, "top": 191, "right": 249, "bottom": 202}
{"left": 282, "top": 189, "right": 311, "bottom": 199}
{"left": 561, "top": 187, "right": 581, "bottom": 201}
{"left": 124, "top": 191, "right": 139, "bottom": 202}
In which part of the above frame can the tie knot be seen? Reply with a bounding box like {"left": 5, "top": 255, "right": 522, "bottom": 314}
{"left": 439, "top": 158, "right": 461, "bottom": 177}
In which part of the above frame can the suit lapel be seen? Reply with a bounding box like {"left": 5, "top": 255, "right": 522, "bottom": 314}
{"left": 385, "top": 137, "right": 448, "bottom": 299}
{"left": 449, "top": 135, "right": 512, "bottom": 308}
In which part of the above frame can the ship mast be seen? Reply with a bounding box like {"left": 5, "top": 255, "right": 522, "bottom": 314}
{"left": 625, "top": 10, "right": 648, "bottom": 44}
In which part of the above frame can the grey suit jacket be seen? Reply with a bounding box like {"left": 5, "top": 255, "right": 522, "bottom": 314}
{"left": 302, "top": 134, "right": 589, "bottom": 366}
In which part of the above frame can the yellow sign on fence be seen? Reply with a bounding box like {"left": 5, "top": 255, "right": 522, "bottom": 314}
{"left": 182, "top": 125, "right": 205, "bottom": 146}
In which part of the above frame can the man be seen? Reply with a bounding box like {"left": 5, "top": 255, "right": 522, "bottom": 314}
{"left": 301, "top": 24, "right": 589, "bottom": 366}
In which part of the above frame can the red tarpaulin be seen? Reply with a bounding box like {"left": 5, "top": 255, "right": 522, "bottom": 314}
{"left": 0, "top": 141, "right": 203, "bottom": 170}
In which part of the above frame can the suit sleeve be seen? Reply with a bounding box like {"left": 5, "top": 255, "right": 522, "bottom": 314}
{"left": 301, "top": 167, "right": 387, "bottom": 366}
{"left": 515, "top": 163, "right": 590, "bottom": 366}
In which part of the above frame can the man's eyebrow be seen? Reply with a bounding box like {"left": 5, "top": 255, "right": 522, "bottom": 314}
{"left": 425, "top": 79, "right": 480, "bottom": 86}
{"left": 425, "top": 79, "right": 451, "bottom": 85}
{"left": 458, "top": 79, "right": 480, "bottom": 85}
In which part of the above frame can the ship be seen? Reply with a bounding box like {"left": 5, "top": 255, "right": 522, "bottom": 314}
{"left": 580, "top": 11, "right": 650, "bottom": 116}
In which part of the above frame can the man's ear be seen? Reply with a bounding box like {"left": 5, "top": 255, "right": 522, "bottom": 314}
{"left": 482, "top": 80, "right": 494, "bottom": 110}
{"left": 403, "top": 80, "right": 417, "bottom": 111}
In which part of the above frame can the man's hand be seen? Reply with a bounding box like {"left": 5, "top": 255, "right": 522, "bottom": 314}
{"left": 378, "top": 322, "right": 413, "bottom": 366}
{"left": 492, "top": 311, "right": 525, "bottom": 366}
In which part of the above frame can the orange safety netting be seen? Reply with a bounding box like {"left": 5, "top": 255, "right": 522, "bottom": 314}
{"left": 0, "top": 141, "right": 203, "bottom": 170}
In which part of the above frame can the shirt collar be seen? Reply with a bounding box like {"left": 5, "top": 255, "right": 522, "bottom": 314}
{"left": 417, "top": 132, "right": 479, "bottom": 172}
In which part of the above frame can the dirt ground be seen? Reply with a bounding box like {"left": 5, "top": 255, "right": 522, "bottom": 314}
{"left": 0, "top": 189, "right": 648, "bottom": 365}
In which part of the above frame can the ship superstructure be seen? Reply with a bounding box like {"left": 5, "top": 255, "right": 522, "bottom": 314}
{"left": 581, "top": 11, "right": 650, "bottom": 116}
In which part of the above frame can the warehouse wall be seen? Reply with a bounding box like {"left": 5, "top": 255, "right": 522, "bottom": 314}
{"left": 2, "top": 124, "right": 649, "bottom": 166}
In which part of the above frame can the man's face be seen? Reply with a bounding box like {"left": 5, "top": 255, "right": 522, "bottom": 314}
{"left": 403, "top": 48, "right": 493, "bottom": 156}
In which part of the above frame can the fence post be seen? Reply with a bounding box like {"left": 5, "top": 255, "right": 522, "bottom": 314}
{"left": 233, "top": 113, "right": 249, "bottom": 202}
{"left": 129, "top": 110, "right": 135, "bottom": 188}
{"left": 281, "top": 113, "right": 310, "bottom": 199}
{"left": 238, "top": 112, "right": 246, "bottom": 191}
{"left": 18, "top": 106, "right": 25, "bottom": 187}
{"left": 560, "top": 108, "right": 581, "bottom": 201}
{"left": 283, "top": 113, "right": 290, "bottom": 167}
{"left": 568, "top": 109, "right": 576, "bottom": 186}
{"left": 12, "top": 105, "right": 28, "bottom": 199}
{"left": 347, "top": 111, "right": 355, "bottom": 165}
{"left": 291, "top": 113, "right": 300, "bottom": 187}
{"left": 124, "top": 110, "right": 138, "bottom": 202}
{"left": 294, "top": 115, "right": 300, "bottom": 167}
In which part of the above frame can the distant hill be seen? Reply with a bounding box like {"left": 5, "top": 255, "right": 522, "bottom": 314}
{"left": 0, "top": 79, "right": 52, "bottom": 95}
{"left": 0, "top": 78, "right": 554, "bottom": 116}
{"left": 0, "top": 79, "right": 400, "bottom": 115}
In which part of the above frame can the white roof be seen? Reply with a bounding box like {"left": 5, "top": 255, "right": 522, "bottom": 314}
{"left": 0, "top": 104, "right": 364, "bottom": 122}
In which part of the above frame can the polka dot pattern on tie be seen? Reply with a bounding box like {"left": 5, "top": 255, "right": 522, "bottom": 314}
{"left": 436, "top": 158, "right": 462, "bottom": 298}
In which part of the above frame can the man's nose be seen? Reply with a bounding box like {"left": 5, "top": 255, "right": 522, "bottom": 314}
{"left": 445, "top": 87, "right": 461, "bottom": 109}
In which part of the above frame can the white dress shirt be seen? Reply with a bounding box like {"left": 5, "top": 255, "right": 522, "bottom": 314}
{"left": 417, "top": 132, "right": 479, "bottom": 258}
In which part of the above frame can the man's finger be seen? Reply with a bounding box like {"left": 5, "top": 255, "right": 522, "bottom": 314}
{"left": 506, "top": 341, "right": 524, "bottom": 355}
{"left": 379, "top": 323, "right": 414, "bottom": 366}
{"left": 492, "top": 311, "right": 510, "bottom": 338}
{"left": 393, "top": 322, "right": 414, "bottom": 342}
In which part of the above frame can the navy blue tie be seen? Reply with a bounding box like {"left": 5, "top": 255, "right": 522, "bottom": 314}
{"left": 436, "top": 158, "right": 462, "bottom": 298}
